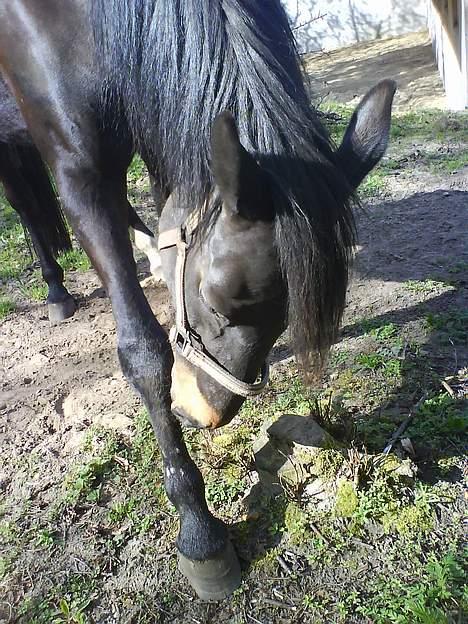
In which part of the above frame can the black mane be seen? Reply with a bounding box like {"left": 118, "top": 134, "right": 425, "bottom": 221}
{"left": 92, "top": 0, "right": 356, "bottom": 370}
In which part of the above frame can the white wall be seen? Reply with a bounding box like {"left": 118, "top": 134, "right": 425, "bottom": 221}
{"left": 284, "top": 0, "right": 427, "bottom": 52}
{"left": 428, "top": 0, "right": 468, "bottom": 110}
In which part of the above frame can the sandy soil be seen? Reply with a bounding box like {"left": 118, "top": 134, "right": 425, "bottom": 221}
{"left": 305, "top": 31, "right": 447, "bottom": 112}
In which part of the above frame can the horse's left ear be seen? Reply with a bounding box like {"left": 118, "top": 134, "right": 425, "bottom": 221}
{"left": 211, "top": 111, "right": 270, "bottom": 218}
{"left": 336, "top": 80, "right": 397, "bottom": 189}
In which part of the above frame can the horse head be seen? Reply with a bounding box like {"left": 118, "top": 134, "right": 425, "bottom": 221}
{"left": 159, "top": 79, "right": 396, "bottom": 429}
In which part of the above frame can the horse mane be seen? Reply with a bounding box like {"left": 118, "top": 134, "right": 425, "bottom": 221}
{"left": 92, "top": 0, "right": 356, "bottom": 371}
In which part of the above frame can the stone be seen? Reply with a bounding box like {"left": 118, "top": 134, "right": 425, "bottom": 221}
{"left": 251, "top": 413, "right": 336, "bottom": 487}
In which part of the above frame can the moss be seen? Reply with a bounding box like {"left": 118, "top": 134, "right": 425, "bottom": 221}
{"left": 251, "top": 547, "right": 280, "bottom": 574}
{"left": 383, "top": 503, "right": 434, "bottom": 536}
{"left": 312, "top": 449, "right": 345, "bottom": 481}
{"left": 284, "top": 502, "right": 309, "bottom": 544}
{"left": 335, "top": 480, "right": 358, "bottom": 517}
{"left": 379, "top": 454, "right": 401, "bottom": 473}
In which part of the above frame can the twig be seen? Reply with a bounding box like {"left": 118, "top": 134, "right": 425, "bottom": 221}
{"left": 383, "top": 394, "right": 427, "bottom": 454}
{"left": 292, "top": 13, "right": 327, "bottom": 31}
{"left": 277, "top": 554, "right": 292, "bottom": 575}
{"left": 262, "top": 597, "right": 297, "bottom": 610}
{"left": 247, "top": 614, "right": 264, "bottom": 624}
{"left": 441, "top": 379, "right": 455, "bottom": 397}
{"left": 309, "top": 520, "right": 330, "bottom": 545}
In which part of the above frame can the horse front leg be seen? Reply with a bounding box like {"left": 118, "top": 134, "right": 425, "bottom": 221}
{"left": 56, "top": 166, "right": 239, "bottom": 600}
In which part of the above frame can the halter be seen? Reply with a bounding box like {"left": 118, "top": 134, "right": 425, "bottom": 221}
{"left": 158, "top": 213, "right": 269, "bottom": 398}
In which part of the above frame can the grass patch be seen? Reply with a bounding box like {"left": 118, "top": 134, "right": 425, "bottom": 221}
{"left": 355, "top": 353, "right": 402, "bottom": 377}
{"left": 127, "top": 155, "right": 151, "bottom": 201}
{"left": 407, "top": 393, "right": 468, "bottom": 447}
{"left": 0, "top": 296, "right": 16, "bottom": 319}
{"left": 425, "top": 310, "right": 468, "bottom": 344}
{"left": 58, "top": 248, "right": 91, "bottom": 272}
{"left": 355, "top": 550, "right": 467, "bottom": 624}
{"left": 427, "top": 149, "right": 468, "bottom": 174}
{"left": 0, "top": 220, "right": 31, "bottom": 281}
{"left": 360, "top": 171, "right": 388, "bottom": 197}
{"left": 404, "top": 279, "right": 452, "bottom": 294}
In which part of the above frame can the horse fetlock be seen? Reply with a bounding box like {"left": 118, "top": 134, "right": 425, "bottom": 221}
{"left": 176, "top": 508, "right": 228, "bottom": 562}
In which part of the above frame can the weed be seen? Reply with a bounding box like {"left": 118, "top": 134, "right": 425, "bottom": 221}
{"left": 60, "top": 430, "right": 122, "bottom": 510}
{"left": 0, "top": 296, "right": 16, "bottom": 318}
{"left": 360, "top": 171, "right": 387, "bottom": 197}
{"left": 0, "top": 220, "right": 31, "bottom": 280}
{"left": 427, "top": 149, "right": 468, "bottom": 174}
{"left": 58, "top": 248, "right": 91, "bottom": 272}
{"left": 355, "top": 550, "right": 467, "bottom": 623}
{"left": 34, "top": 529, "right": 56, "bottom": 549}
{"left": 205, "top": 465, "right": 246, "bottom": 506}
{"left": 16, "top": 271, "right": 49, "bottom": 301}
{"left": 107, "top": 497, "right": 137, "bottom": 524}
{"left": 407, "top": 393, "right": 468, "bottom": 446}
{"left": 404, "top": 279, "right": 450, "bottom": 294}
{"left": 355, "top": 353, "right": 401, "bottom": 377}
{"left": 312, "top": 449, "right": 345, "bottom": 481}
{"left": 425, "top": 310, "right": 468, "bottom": 344}
{"left": 370, "top": 323, "right": 399, "bottom": 341}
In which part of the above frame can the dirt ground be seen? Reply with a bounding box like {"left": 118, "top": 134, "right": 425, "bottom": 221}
{"left": 1, "top": 32, "right": 467, "bottom": 624}
{"left": 305, "top": 31, "right": 447, "bottom": 112}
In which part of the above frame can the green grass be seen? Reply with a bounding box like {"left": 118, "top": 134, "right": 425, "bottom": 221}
{"left": 355, "top": 550, "right": 467, "bottom": 624}
{"left": 0, "top": 296, "right": 16, "bottom": 319}
{"left": 127, "top": 155, "right": 151, "bottom": 200}
{"left": 360, "top": 170, "right": 388, "bottom": 197}
{"left": 320, "top": 105, "right": 468, "bottom": 199}
{"left": 407, "top": 393, "right": 468, "bottom": 447}
{"left": 1, "top": 189, "right": 91, "bottom": 310}
{"left": 355, "top": 352, "right": 402, "bottom": 377}
{"left": 404, "top": 279, "right": 452, "bottom": 294}
{"left": 0, "top": 220, "right": 32, "bottom": 281}
{"left": 428, "top": 150, "right": 468, "bottom": 174}
{"left": 322, "top": 106, "right": 468, "bottom": 145}
{"left": 58, "top": 248, "right": 91, "bottom": 272}
{"left": 425, "top": 310, "right": 468, "bottom": 344}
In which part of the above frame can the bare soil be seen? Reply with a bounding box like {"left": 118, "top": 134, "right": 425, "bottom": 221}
{"left": 305, "top": 31, "right": 447, "bottom": 112}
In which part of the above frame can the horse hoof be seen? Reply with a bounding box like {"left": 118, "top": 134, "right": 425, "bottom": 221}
{"left": 178, "top": 541, "right": 241, "bottom": 601}
{"left": 48, "top": 297, "right": 76, "bottom": 323}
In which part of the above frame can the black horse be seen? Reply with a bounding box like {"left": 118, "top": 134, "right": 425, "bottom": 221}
{"left": 0, "top": 0, "right": 395, "bottom": 599}
{"left": 0, "top": 76, "right": 163, "bottom": 321}
{"left": 0, "top": 76, "right": 76, "bottom": 321}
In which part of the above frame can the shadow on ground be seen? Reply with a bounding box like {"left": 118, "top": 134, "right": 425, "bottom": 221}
{"left": 305, "top": 31, "right": 446, "bottom": 111}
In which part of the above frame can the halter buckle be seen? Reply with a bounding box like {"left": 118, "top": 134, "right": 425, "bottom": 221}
{"left": 169, "top": 326, "right": 203, "bottom": 356}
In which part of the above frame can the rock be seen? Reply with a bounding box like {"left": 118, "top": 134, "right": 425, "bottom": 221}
{"left": 251, "top": 414, "right": 336, "bottom": 487}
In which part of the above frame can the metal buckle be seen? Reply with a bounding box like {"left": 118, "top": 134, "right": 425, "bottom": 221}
{"left": 169, "top": 326, "right": 203, "bottom": 355}
{"left": 169, "top": 326, "right": 190, "bottom": 351}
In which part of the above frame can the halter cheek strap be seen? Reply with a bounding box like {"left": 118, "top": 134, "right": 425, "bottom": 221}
{"left": 158, "top": 216, "right": 269, "bottom": 398}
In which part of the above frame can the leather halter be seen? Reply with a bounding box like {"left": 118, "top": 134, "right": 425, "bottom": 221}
{"left": 158, "top": 213, "right": 269, "bottom": 398}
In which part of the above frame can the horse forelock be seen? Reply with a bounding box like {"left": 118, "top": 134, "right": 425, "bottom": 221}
{"left": 92, "top": 0, "right": 356, "bottom": 372}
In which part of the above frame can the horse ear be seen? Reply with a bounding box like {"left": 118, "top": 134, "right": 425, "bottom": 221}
{"left": 336, "top": 80, "right": 396, "bottom": 189}
{"left": 211, "top": 111, "right": 269, "bottom": 217}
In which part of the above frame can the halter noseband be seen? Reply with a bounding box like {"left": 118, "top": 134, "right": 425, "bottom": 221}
{"left": 158, "top": 214, "right": 269, "bottom": 398}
